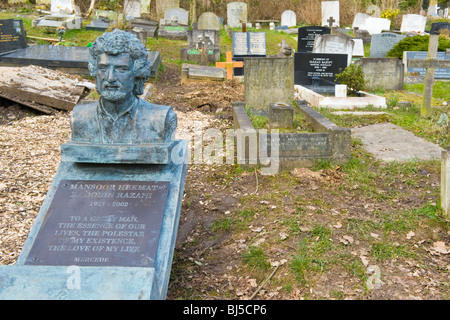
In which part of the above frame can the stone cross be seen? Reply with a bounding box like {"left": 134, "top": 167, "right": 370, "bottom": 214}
{"left": 327, "top": 16, "right": 336, "bottom": 28}
{"left": 408, "top": 35, "right": 450, "bottom": 117}
{"left": 215, "top": 51, "right": 243, "bottom": 80}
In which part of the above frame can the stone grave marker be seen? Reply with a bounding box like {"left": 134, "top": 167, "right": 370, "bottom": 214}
{"left": 359, "top": 17, "right": 390, "bottom": 35}
{"left": 428, "top": 0, "right": 438, "bottom": 17}
{"left": 198, "top": 12, "right": 221, "bottom": 30}
{"left": 400, "top": 14, "right": 427, "bottom": 33}
{"left": 430, "top": 22, "right": 450, "bottom": 35}
{"left": 0, "top": 19, "right": 27, "bottom": 54}
{"left": 355, "top": 58, "right": 404, "bottom": 90}
{"left": 232, "top": 31, "right": 266, "bottom": 76}
{"left": 352, "top": 123, "right": 444, "bottom": 162}
{"left": 158, "top": 11, "right": 188, "bottom": 40}
{"left": 162, "top": 7, "right": 189, "bottom": 26}
{"left": 244, "top": 57, "right": 294, "bottom": 108}
{"left": 0, "top": 45, "right": 90, "bottom": 75}
{"left": 129, "top": 17, "right": 159, "bottom": 38}
{"left": 227, "top": 2, "right": 247, "bottom": 28}
{"left": 406, "top": 35, "right": 450, "bottom": 117}
{"left": 352, "top": 12, "right": 370, "bottom": 30}
{"left": 281, "top": 10, "right": 296, "bottom": 28}
{"left": 312, "top": 33, "right": 354, "bottom": 66}
{"left": 366, "top": 4, "right": 381, "bottom": 17}
{"left": 369, "top": 32, "right": 406, "bottom": 58}
{"left": 156, "top": 0, "right": 179, "bottom": 18}
{"left": 352, "top": 38, "right": 364, "bottom": 57}
{"left": 441, "top": 147, "right": 450, "bottom": 217}
{"left": 124, "top": 0, "right": 141, "bottom": 18}
{"left": 268, "top": 102, "right": 294, "bottom": 129}
{"left": 0, "top": 30, "right": 188, "bottom": 300}
{"left": 180, "top": 29, "right": 220, "bottom": 64}
{"left": 294, "top": 52, "right": 348, "bottom": 91}
{"left": 321, "top": 1, "right": 340, "bottom": 28}
{"left": 297, "top": 26, "right": 331, "bottom": 53}
{"left": 404, "top": 51, "right": 450, "bottom": 79}
{"left": 50, "top": 0, "right": 76, "bottom": 14}
{"left": 85, "top": 16, "right": 110, "bottom": 31}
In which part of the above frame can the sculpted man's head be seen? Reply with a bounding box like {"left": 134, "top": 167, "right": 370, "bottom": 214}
{"left": 88, "top": 29, "right": 151, "bottom": 101}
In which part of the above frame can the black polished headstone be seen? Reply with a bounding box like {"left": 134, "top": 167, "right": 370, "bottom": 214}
{"left": 0, "top": 45, "right": 89, "bottom": 73}
{"left": 297, "top": 26, "right": 331, "bottom": 53}
{"left": 25, "top": 179, "right": 170, "bottom": 267}
{"left": 232, "top": 32, "right": 266, "bottom": 76}
{"left": 294, "top": 52, "right": 348, "bottom": 86}
{"left": 430, "top": 22, "right": 450, "bottom": 35}
{"left": 0, "top": 19, "right": 27, "bottom": 54}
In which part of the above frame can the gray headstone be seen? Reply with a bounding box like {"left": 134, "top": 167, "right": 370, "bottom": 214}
{"left": 244, "top": 57, "right": 294, "bottom": 108}
{"left": 355, "top": 58, "right": 404, "bottom": 90}
{"left": 197, "top": 12, "right": 220, "bottom": 30}
{"left": 281, "top": 10, "right": 296, "bottom": 28}
{"left": 269, "top": 102, "right": 294, "bottom": 129}
{"left": 164, "top": 7, "right": 189, "bottom": 26}
{"left": 369, "top": 32, "right": 406, "bottom": 58}
{"left": 403, "top": 51, "right": 450, "bottom": 79}
{"left": 366, "top": 4, "right": 381, "bottom": 17}
{"left": 227, "top": 2, "right": 247, "bottom": 28}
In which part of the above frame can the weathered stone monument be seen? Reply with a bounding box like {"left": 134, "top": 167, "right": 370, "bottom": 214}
{"left": 197, "top": 12, "right": 221, "bottom": 31}
{"left": 280, "top": 10, "right": 296, "bottom": 28}
{"left": 244, "top": 57, "right": 294, "bottom": 108}
{"left": 227, "top": 2, "right": 247, "bottom": 28}
{"left": 0, "top": 30, "right": 188, "bottom": 300}
{"left": 369, "top": 32, "right": 406, "bottom": 58}
{"left": 180, "top": 29, "right": 221, "bottom": 64}
{"left": 355, "top": 58, "right": 404, "bottom": 90}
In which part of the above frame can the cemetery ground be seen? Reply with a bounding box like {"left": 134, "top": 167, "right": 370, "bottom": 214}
{"left": 0, "top": 11, "right": 450, "bottom": 300}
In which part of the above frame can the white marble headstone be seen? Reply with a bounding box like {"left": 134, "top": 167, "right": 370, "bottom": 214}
{"left": 227, "top": 2, "right": 247, "bottom": 28}
{"left": 400, "top": 14, "right": 427, "bottom": 33}
{"left": 321, "top": 1, "right": 340, "bottom": 27}
{"left": 359, "top": 17, "right": 391, "bottom": 35}
{"left": 281, "top": 10, "right": 296, "bottom": 27}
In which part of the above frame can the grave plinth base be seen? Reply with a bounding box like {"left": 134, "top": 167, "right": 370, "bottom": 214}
{"left": 0, "top": 140, "right": 188, "bottom": 300}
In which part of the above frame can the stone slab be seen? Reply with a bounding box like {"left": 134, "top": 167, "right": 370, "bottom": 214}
{"left": 0, "top": 265, "right": 154, "bottom": 300}
{"left": 352, "top": 123, "right": 444, "bottom": 162}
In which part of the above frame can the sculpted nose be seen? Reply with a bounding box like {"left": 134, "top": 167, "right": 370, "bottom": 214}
{"left": 106, "top": 67, "right": 116, "bottom": 81}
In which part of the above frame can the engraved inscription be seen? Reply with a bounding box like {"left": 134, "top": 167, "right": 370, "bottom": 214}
{"left": 25, "top": 180, "right": 170, "bottom": 267}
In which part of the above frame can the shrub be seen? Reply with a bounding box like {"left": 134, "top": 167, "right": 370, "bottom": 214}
{"left": 335, "top": 63, "right": 366, "bottom": 94}
{"left": 387, "top": 35, "right": 450, "bottom": 59}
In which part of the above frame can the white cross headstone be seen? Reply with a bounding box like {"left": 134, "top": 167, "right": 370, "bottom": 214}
{"left": 321, "top": 1, "right": 340, "bottom": 28}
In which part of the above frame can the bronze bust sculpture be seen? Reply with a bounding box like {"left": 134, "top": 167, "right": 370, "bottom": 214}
{"left": 69, "top": 29, "right": 177, "bottom": 145}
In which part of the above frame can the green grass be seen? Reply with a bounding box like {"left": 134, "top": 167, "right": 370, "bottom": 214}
{"left": 404, "top": 81, "right": 450, "bottom": 101}
{"left": 242, "top": 246, "right": 271, "bottom": 271}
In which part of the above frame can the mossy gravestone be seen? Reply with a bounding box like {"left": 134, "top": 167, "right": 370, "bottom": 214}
{"left": 0, "top": 30, "right": 188, "bottom": 300}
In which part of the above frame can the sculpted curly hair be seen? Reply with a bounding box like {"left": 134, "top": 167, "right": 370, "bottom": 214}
{"left": 88, "top": 29, "right": 151, "bottom": 96}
